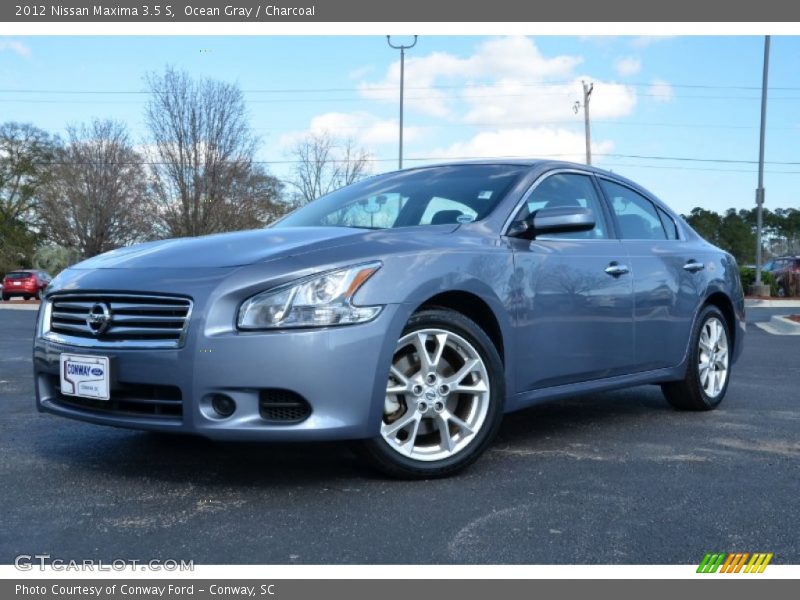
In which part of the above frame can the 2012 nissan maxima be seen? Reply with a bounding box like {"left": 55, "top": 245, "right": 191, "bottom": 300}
{"left": 33, "top": 160, "right": 745, "bottom": 478}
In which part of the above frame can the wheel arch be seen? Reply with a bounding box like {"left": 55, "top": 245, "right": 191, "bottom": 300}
{"left": 702, "top": 290, "right": 738, "bottom": 355}
{"left": 415, "top": 290, "right": 506, "bottom": 365}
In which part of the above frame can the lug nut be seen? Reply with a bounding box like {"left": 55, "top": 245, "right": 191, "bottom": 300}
{"left": 412, "top": 384, "right": 424, "bottom": 395}
{"left": 438, "top": 384, "right": 450, "bottom": 396}
{"left": 425, "top": 373, "right": 437, "bottom": 385}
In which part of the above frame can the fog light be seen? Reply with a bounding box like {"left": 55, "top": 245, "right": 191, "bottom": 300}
{"left": 211, "top": 394, "right": 236, "bottom": 418}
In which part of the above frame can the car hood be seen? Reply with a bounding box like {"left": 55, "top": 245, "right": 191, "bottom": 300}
{"left": 70, "top": 226, "right": 456, "bottom": 269}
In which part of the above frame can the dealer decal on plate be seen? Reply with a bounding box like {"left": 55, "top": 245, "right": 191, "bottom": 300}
{"left": 59, "top": 354, "right": 110, "bottom": 401}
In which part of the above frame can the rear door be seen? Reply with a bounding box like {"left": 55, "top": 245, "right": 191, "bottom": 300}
{"left": 508, "top": 171, "right": 635, "bottom": 391}
{"left": 598, "top": 177, "right": 705, "bottom": 371}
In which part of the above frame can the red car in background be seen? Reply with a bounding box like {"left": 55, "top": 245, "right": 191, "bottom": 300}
{"left": 763, "top": 256, "right": 800, "bottom": 297}
{"left": 1, "top": 270, "right": 52, "bottom": 301}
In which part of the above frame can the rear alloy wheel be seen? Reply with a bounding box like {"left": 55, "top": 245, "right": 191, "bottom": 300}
{"left": 360, "top": 309, "right": 504, "bottom": 478}
{"left": 662, "top": 305, "right": 731, "bottom": 410}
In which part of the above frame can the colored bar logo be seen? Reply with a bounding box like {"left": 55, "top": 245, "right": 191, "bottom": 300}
{"left": 697, "top": 552, "right": 773, "bottom": 573}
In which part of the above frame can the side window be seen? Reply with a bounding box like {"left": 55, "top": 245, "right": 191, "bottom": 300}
{"left": 655, "top": 206, "right": 679, "bottom": 240}
{"left": 600, "top": 179, "right": 667, "bottom": 240}
{"left": 420, "top": 197, "right": 478, "bottom": 225}
{"left": 518, "top": 173, "right": 608, "bottom": 240}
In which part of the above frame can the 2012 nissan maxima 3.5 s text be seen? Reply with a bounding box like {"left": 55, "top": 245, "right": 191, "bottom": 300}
{"left": 33, "top": 160, "right": 745, "bottom": 478}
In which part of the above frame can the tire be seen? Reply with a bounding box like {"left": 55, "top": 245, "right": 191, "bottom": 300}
{"left": 23, "top": 295, "right": 31, "bottom": 301}
{"left": 661, "top": 305, "right": 732, "bottom": 411}
{"left": 1, "top": 295, "right": 7, "bottom": 302}
{"left": 34, "top": 289, "right": 42, "bottom": 300}
{"left": 359, "top": 308, "right": 505, "bottom": 479}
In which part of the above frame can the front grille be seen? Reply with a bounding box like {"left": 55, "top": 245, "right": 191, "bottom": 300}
{"left": 48, "top": 375, "right": 183, "bottom": 420}
{"left": 46, "top": 293, "right": 192, "bottom": 348}
{"left": 259, "top": 389, "right": 312, "bottom": 423}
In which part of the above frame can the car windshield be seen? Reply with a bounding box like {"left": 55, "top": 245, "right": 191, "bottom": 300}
{"left": 5, "top": 272, "right": 32, "bottom": 279}
{"left": 274, "top": 164, "right": 527, "bottom": 230}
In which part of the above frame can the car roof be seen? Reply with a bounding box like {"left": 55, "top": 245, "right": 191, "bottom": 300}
{"left": 396, "top": 158, "right": 658, "bottom": 201}
{"left": 398, "top": 158, "right": 644, "bottom": 185}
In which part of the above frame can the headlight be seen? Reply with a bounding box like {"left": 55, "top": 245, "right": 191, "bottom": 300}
{"left": 237, "top": 262, "right": 383, "bottom": 330}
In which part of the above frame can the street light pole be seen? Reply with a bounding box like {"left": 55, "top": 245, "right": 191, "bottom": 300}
{"left": 386, "top": 35, "right": 418, "bottom": 170}
{"left": 755, "top": 35, "right": 770, "bottom": 288}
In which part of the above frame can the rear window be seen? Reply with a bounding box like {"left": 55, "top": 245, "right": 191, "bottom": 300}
{"left": 5, "top": 272, "right": 33, "bottom": 279}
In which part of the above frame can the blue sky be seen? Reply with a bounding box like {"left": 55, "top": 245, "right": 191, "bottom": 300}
{"left": 1, "top": 35, "right": 798, "bottom": 215}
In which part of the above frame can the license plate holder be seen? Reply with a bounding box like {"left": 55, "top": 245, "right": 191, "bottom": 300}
{"left": 60, "top": 354, "right": 111, "bottom": 401}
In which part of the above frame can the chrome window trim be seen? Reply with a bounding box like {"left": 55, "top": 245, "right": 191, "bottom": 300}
{"left": 41, "top": 292, "right": 194, "bottom": 350}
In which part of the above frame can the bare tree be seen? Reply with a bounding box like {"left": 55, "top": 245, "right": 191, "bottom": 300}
{"left": 145, "top": 67, "right": 284, "bottom": 236}
{"left": 288, "top": 131, "right": 370, "bottom": 205}
{"left": 37, "top": 120, "right": 154, "bottom": 258}
{"left": 0, "top": 122, "right": 55, "bottom": 223}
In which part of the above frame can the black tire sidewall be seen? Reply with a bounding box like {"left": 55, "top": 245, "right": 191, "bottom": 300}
{"left": 364, "top": 308, "right": 505, "bottom": 478}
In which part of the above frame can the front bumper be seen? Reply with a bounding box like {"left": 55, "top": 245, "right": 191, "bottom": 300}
{"left": 34, "top": 304, "right": 401, "bottom": 441}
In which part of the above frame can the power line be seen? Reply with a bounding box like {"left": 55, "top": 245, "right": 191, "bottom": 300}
{"left": 4, "top": 81, "right": 800, "bottom": 95}
{"left": 29, "top": 152, "right": 800, "bottom": 167}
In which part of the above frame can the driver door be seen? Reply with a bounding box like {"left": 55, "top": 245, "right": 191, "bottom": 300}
{"left": 507, "top": 172, "right": 635, "bottom": 392}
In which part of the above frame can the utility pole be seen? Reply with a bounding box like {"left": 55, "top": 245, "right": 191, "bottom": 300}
{"left": 573, "top": 81, "right": 593, "bottom": 165}
{"left": 755, "top": 35, "right": 770, "bottom": 290}
{"left": 386, "top": 35, "right": 418, "bottom": 170}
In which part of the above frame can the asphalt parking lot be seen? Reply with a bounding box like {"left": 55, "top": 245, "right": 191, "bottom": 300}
{"left": 1, "top": 306, "right": 797, "bottom": 564}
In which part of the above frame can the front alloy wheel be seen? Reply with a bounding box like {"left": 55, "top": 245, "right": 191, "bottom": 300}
{"left": 360, "top": 309, "right": 504, "bottom": 478}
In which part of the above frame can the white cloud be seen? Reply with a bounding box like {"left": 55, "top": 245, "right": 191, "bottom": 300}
{"left": 461, "top": 78, "right": 636, "bottom": 126}
{"left": 348, "top": 65, "right": 374, "bottom": 80}
{"left": 430, "top": 127, "right": 613, "bottom": 164}
{"left": 648, "top": 79, "right": 675, "bottom": 103}
{"left": 0, "top": 40, "right": 31, "bottom": 58}
{"left": 278, "top": 111, "right": 426, "bottom": 150}
{"left": 631, "top": 36, "right": 676, "bottom": 49}
{"left": 357, "top": 37, "right": 636, "bottom": 129}
{"left": 614, "top": 57, "right": 641, "bottom": 77}
{"left": 291, "top": 37, "right": 642, "bottom": 171}
{"left": 359, "top": 36, "right": 584, "bottom": 118}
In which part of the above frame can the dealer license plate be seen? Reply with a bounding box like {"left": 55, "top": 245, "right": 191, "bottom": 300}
{"left": 60, "top": 354, "right": 110, "bottom": 401}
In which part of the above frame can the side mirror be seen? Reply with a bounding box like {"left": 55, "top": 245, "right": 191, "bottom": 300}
{"left": 508, "top": 206, "right": 596, "bottom": 239}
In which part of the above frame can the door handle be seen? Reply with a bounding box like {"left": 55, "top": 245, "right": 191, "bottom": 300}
{"left": 604, "top": 262, "right": 630, "bottom": 277}
{"left": 683, "top": 260, "right": 705, "bottom": 273}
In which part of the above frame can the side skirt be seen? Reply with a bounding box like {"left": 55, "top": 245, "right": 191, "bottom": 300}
{"left": 505, "top": 362, "right": 687, "bottom": 413}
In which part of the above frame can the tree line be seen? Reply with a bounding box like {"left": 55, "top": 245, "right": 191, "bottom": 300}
{"left": 2, "top": 67, "right": 798, "bottom": 276}
{"left": 0, "top": 67, "right": 370, "bottom": 275}
{"left": 683, "top": 207, "right": 800, "bottom": 266}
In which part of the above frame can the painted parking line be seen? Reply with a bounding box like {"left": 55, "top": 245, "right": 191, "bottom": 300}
{"left": 755, "top": 315, "right": 800, "bottom": 336}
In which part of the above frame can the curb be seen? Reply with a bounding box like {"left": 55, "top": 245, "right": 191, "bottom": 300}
{"left": 0, "top": 303, "right": 40, "bottom": 311}
{"left": 745, "top": 298, "right": 800, "bottom": 308}
{"left": 754, "top": 315, "right": 800, "bottom": 336}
